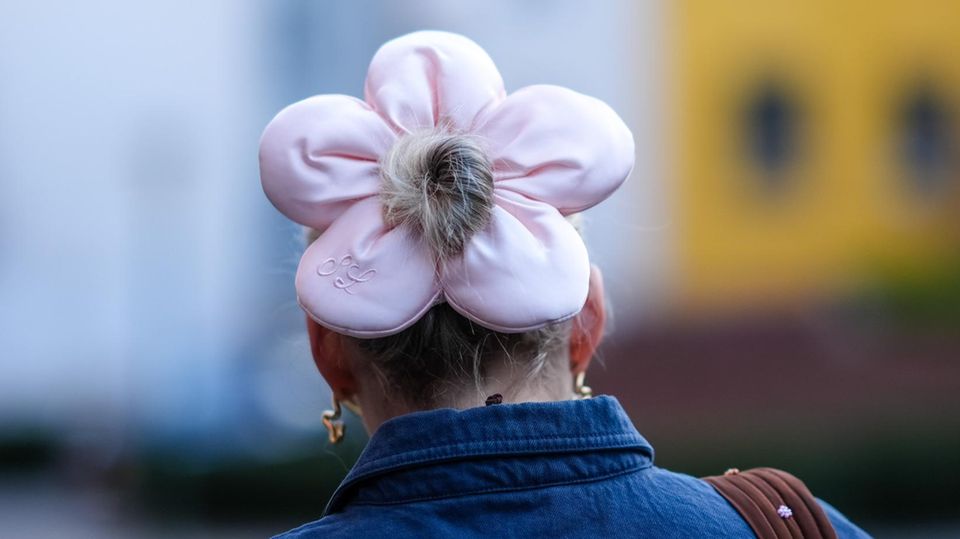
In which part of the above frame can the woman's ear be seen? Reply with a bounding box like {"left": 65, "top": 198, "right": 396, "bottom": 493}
{"left": 306, "top": 316, "right": 357, "bottom": 400}
{"left": 569, "top": 265, "right": 607, "bottom": 376}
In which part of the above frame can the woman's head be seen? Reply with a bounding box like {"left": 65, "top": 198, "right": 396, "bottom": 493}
{"left": 305, "top": 128, "right": 607, "bottom": 429}
{"left": 259, "top": 31, "right": 631, "bottom": 432}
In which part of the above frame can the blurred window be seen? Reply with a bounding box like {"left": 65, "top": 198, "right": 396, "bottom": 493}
{"left": 899, "top": 82, "right": 955, "bottom": 196}
{"left": 745, "top": 80, "right": 799, "bottom": 191}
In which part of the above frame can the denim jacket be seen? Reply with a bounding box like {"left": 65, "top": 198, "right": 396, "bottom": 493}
{"left": 275, "top": 396, "right": 870, "bottom": 538}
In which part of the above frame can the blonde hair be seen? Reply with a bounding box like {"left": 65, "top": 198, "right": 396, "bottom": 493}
{"left": 380, "top": 130, "right": 495, "bottom": 261}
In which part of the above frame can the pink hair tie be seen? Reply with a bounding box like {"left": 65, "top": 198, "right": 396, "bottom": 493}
{"left": 259, "top": 31, "right": 634, "bottom": 338}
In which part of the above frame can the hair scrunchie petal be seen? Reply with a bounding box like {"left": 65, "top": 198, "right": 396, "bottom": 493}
{"left": 477, "top": 84, "right": 635, "bottom": 215}
{"left": 440, "top": 190, "right": 590, "bottom": 331}
{"left": 364, "top": 30, "right": 506, "bottom": 133}
{"left": 259, "top": 94, "right": 396, "bottom": 230}
{"left": 295, "top": 197, "right": 441, "bottom": 337}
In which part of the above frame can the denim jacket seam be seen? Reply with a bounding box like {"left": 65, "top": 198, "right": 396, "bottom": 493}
{"left": 347, "top": 460, "right": 654, "bottom": 507}
{"left": 325, "top": 439, "right": 650, "bottom": 515}
{"left": 355, "top": 432, "right": 644, "bottom": 475}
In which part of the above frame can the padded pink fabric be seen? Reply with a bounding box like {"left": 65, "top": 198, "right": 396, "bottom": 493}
{"left": 259, "top": 31, "right": 634, "bottom": 337}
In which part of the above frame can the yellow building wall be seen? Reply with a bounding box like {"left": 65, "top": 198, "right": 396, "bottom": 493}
{"left": 670, "top": 0, "right": 960, "bottom": 311}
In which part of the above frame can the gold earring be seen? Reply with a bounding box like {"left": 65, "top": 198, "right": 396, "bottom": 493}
{"left": 322, "top": 396, "right": 346, "bottom": 444}
{"left": 575, "top": 372, "right": 593, "bottom": 399}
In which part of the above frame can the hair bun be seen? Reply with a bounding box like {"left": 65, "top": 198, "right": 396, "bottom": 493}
{"left": 379, "top": 132, "right": 495, "bottom": 260}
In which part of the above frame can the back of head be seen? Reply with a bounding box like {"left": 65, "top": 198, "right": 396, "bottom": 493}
{"left": 311, "top": 129, "right": 571, "bottom": 407}
{"left": 259, "top": 30, "right": 634, "bottom": 411}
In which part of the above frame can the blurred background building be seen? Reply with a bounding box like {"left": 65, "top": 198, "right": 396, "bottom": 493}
{"left": 0, "top": 1, "right": 957, "bottom": 537}
{"left": 670, "top": 0, "right": 960, "bottom": 310}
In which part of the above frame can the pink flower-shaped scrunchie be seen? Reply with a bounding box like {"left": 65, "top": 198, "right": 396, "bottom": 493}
{"left": 259, "top": 31, "right": 634, "bottom": 338}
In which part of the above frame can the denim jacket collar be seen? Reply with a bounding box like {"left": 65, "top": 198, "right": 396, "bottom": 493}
{"left": 324, "top": 395, "right": 654, "bottom": 515}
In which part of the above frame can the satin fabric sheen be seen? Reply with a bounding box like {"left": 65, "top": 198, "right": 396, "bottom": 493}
{"left": 259, "top": 31, "right": 635, "bottom": 337}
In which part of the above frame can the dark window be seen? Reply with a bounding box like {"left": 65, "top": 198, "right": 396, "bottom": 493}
{"left": 745, "top": 80, "right": 800, "bottom": 189}
{"left": 899, "top": 82, "right": 954, "bottom": 195}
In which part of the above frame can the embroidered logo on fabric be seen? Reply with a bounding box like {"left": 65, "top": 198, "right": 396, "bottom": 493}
{"left": 317, "top": 255, "right": 376, "bottom": 294}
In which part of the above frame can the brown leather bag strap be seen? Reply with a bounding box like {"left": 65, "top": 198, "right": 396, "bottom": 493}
{"left": 702, "top": 467, "right": 838, "bottom": 539}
